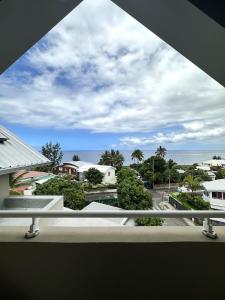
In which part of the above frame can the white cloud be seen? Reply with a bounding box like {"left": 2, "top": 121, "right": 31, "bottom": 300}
{"left": 0, "top": 0, "right": 225, "bottom": 146}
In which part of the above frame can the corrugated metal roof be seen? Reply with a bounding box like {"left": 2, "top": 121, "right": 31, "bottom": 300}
{"left": 0, "top": 125, "right": 50, "bottom": 175}
{"left": 202, "top": 179, "right": 225, "bottom": 192}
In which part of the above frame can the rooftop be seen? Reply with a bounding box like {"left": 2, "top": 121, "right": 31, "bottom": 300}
{"left": 0, "top": 126, "right": 50, "bottom": 175}
{"left": 202, "top": 179, "right": 225, "bottom": 192}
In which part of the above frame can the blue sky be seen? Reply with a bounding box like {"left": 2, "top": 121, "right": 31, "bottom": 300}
{"left": 0, "top": 0, "right": 225, "bottom": 151}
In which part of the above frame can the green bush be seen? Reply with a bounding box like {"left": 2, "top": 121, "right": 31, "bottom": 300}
{"left": 10, "top": 190, "right": 22, "bottom": 196}
{"left": 176, "top": 192, "right": 210, "bottom": 210}
{"left": 135, "top": 217, "right": 164, "bottom": 226}
{"left": 35, "top": 176, "right": 85, "bottom": 210}
{"left": 84, "top": 168, "right": 104, "bottom": 185}
{"left": 63, "top": 188, "right": 85, "bottom": 210}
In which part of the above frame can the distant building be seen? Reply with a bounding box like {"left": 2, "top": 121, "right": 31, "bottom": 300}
{"left": 202, "top": 179, "right": 225, "bottom": 210}
{"left": 55, "top": 161, "right": 116, "bottom": 184}
{"left": 203, "top": 159, "right": 225, "bottom": 167}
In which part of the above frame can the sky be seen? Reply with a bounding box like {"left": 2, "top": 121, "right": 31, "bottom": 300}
{"left": 0, "top": 0, "right": 225, "bottom": 151}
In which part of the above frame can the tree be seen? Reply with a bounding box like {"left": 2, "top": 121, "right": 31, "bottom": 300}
{"left": 155, "top": 146, "right": 167, "bottom": 158}
{"left": 63, "top": 188, "right": 85, "bottom": 210}
{"left": 216, "top": 168, "right": 225, "bottom": 179}
{"left": 167, "top": 159, "right": 177, "bottom": 189}
{"left": 183, "top": 175, "right": 200, "bottom": 192}
{"left": 34, "top": 176, "right": 85, "bottom": 210}
{"left": 72, "top": 154, "right": 80, "bottom": 161}
{"left": 85, "top": 168, "right": 103, "bottom": 185}
{"left": 99, "top": 149, "right": 124, "bottom": 170}
{"left": 131, "top": 149, "right": 144, "bottom": 164}
{"left": 213, "top": 155, "right": 222, "bottom": 160}
{"left": 41, "top": 142, "right": 63, "bottom": 171}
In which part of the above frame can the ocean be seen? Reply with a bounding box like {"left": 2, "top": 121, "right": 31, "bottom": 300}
{"left": 62, "top": 150, "right": 225, "bottom": 166}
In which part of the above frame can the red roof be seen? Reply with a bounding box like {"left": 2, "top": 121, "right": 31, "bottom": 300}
{"left": 15, "top": 170, "right": 50, "bottom": 180}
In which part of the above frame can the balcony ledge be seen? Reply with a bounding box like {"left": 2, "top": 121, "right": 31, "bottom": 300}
{"left": 1, "top": 226, "right": 225, "bottom": 243}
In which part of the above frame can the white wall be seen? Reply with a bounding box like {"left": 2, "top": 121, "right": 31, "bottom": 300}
{"left": 102, "top": 168, "right": 116, "bottom": 184}
{"left": 0, "top": 174, "right": 9, "bottom": 200}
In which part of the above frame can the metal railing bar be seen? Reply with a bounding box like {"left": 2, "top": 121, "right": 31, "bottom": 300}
{"left": 0, "top": 210, "right": 225, "bottom": 218}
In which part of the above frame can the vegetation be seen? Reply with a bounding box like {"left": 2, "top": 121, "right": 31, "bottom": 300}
{"left": 99, "top": 149, "right": 124, "bottom": 170}
{"left": 183, "top": 175, "right": 200, "bottom": 192}
{"left": 136, "top": 217, "right": 164, "bottom": 226}
{"left": 155, "top": 146, "right": 167, "bottom": 158}
{"left": 117, "top": 167, "right": 152, "bottom": 210}
{"left": 212, "top": 155, "right": 222, "bottom": 160}
{"left": 9, "top": 171, "right": 28, "bottom": 188}
{"left": 84, "top": 168, "right": 104, "bottom": 185}
{"left": 216, "top": 168, "right": 225, "bottom": 179}
{"left": 34, "top": 176, "right": 85, "bottom": 210}
{"left": 40, "top": 142, "right": 63, "bottom": 171}
{"left": 131, "top": 149, "right": 144, "bottom": 164}
{"left": 172, "top": 192, "right": 210, "bottom": 210}
{"left": 72, "top": 154, "right": 80, "bottom": 161}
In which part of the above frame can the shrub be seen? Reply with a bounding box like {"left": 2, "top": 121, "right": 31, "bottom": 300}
{"left": 85, "top": 168, "right": 103, "bottom": 185}
{"left": 176, "top": 192, "right": 210, "bottom": 210}
{"left": 63, "top": 188, "right": 85, "bottom": 210}
{"left": 135, "top": 217, "right": 164, "bottom": 226}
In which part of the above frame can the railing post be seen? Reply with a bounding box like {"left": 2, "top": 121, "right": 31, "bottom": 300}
{"left": 25, "top": 217, "right": 40, "bottom": 239}
{"left": 202, "top": 218, "right": 217, "bottom": 239}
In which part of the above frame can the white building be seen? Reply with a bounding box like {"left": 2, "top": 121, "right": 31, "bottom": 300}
{"left": 202, "top": 179, "right": 225, "bottom": 210}
{"left": 203, "top": 159, "right": 225, "bottom": 167}
{"left": 62, "top": 161, "right": 116, "bottom": 184}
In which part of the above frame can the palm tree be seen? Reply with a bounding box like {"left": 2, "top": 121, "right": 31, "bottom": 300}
{"left": 183, "top": 175, "right": 200, "bottom": 193}
{"left": 131, "top": 149, "right": 144, "bottom": 164}
{"left": 9, "top": 171, "right": 28, "bottom": 189}
{"left": 155, "top": 146, "right": 167, "bottom": 158}
{"left": 167, "top": 159, "right": 177, "bottom": 189}
{"left": 99, "top": 149, "right": 124, "bottom": 170}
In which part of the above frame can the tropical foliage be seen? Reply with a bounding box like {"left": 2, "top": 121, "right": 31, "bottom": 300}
{"left": 84, "top": 168, "right": 103, "bottom": 185}
{"left": 98, "top": 149, "right": 124, "bottom": 170}
{"left": 155, "top": 146, "right": 167, "bottom": 158}
{"left": 136, "top": 217, "right": 164, "bottom": 226}
{"left": 40, "top": 142, "right": 63, "bottom": 171}
{"left": 117, "top": 167, "right": 153, "bottom": 210}
{"left": 34, "top": 176, "right": 85, "bottom": 210}
{"left": 183, "top": 175, "right": 200, "bottom": 192}
{"left": 131, "top": 149, "right": 144, "bottom": 164}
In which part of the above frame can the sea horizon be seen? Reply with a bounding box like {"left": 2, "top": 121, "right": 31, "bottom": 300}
{"left": 61, "top": 150, "right": 225, "bottom": 166}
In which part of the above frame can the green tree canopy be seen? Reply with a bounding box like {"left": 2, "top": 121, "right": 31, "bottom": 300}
{"left": 34, "top": 176, "right": 85, "bottom": 210}
{"left": 216, "top": 168, "right": 225, "bottom": 179}
{"left": 183, "top": 175, "right": 200, "bottom": 192}
{"left": 155, "top": 146, "right": 167, "bottom": 158}
{"left": 99, "top": 149, "right": 124, "bottom": 170}
{"left": 131, "top": 149, "right": 144, "bottom": 164}
{"left": 85, "top": 168, "right": 104, "bottom": 185}
{"left": 41, "top": 142, "right": 63, "bottom": 171}
{"left": 72, "top": 154, "right": 80, "bottom": 161}
{"left": 213, "top": 155, "right": 222, "bottom": 160}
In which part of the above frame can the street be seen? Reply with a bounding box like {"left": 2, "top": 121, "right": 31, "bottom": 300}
{"left": 151, "top": 189, "right": 188, "bottom": 226}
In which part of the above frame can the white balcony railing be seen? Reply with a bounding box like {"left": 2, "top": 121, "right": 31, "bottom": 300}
{"left": 0, "top": 209, "right": 225, "bottom": 239}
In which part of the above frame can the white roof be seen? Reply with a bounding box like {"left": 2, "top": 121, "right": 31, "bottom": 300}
{"left": 196, "top": 166, "right": 211, "bottom": 171}
{"left": 63, "top": 161, "right": 94, "bottom": 168}
{"left": 202, "top": 179, "right": 225, "bottom": 192}
{"left": 78, "top": 164, "right": 114, "bottom": 173}
{"left": 203, "top": 159, "right": 225, "bottom": 166}
{"left": 50, "top": 202, "right": 128, "bottom": 227}
{"left": 177, "top": 169, "right": 185, "bottom": 174}
{"left": 0, "top": 125, "right": 49, "bottom": 175}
